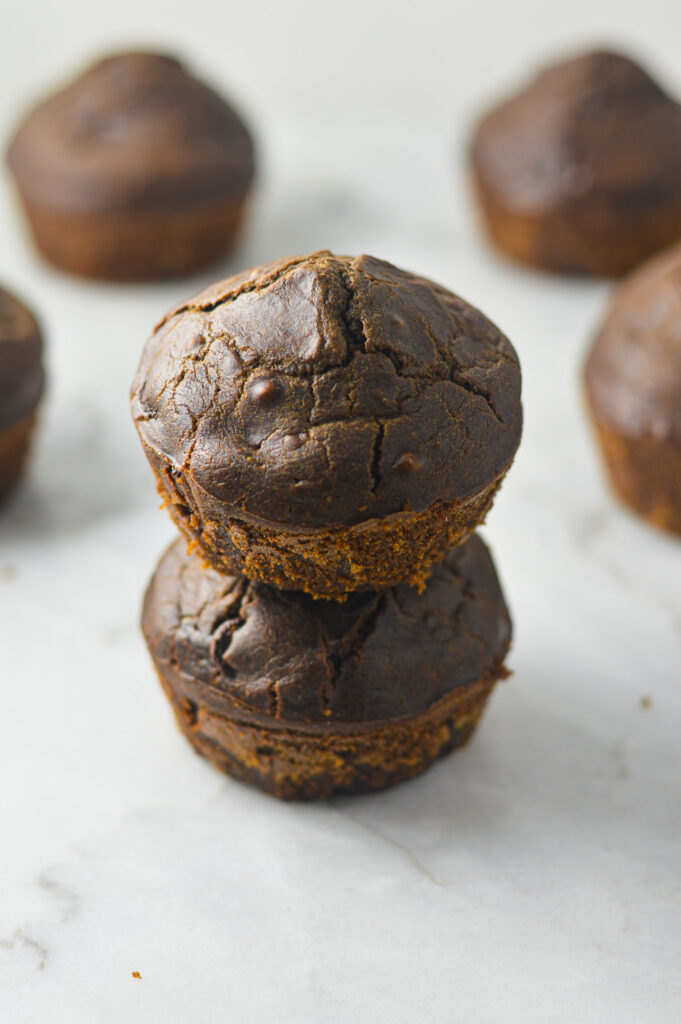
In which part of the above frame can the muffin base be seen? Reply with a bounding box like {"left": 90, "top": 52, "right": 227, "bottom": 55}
{"left": 473, "top": 180, "right": 681, "bottom": 278}
{"left": 157, "top": 664, "right": 507, "bottom": 800}
{"left": 0, "top": 413, "right": 37, "bottom": 504}
{"left": 590, "top": 419, "right": 681, "bottom": 534}
{"left": 150, "top": 445, "right": 506, "bottom": 599}
{"left": 16, "top": 191, "right": 249, "bottom": 281}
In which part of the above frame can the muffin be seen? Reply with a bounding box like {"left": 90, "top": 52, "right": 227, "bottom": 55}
{"left": 471, "top": 50, "right": 681, "bottom": 277}
{"left": 0, "top": 287, "right": 44, "bottom": 502}
{"left": 6, "top": 52, "right": 255, "bottom": 281}
{"left": 131, "top": 251, "right": 522, "bottom": 599}
{"left": 584, "top": 242, "right": 681, "bottom": 533}
{"left": 142, "top": 533, "right": 511, "bottom": 800}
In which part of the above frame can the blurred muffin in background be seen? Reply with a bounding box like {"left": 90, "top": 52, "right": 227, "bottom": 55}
{"left": 584, "top": 242, "right": 681, "bottom": 534}
{"left": 6, "top": 52, "right": 256, "bottom": 281}
{"left": 470, "top": 50, "right": 681, "bottom": 277}
{"left": 0, "top": 286, "right": 44, "bottom": 503}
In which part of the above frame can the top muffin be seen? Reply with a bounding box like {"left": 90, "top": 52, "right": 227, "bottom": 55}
{"left": 132, "top": 252, "right": 521, "bottom": 597}
{"left": 134, "top": 251, "right": 520, "bottom": 524}
{"left": 471, "top": 50, "right": 681, "bottom": 277}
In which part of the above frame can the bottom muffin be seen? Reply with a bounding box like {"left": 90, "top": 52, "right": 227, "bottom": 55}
{"left": 142, "top": 534, "right": 512, "bottom": 800}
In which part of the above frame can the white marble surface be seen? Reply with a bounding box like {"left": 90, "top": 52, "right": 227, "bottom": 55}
{"left": 2, "top": 3, "right": 681, "bottom": 1021}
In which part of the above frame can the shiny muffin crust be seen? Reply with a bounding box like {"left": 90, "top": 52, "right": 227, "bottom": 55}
{"left": 585, "top": 242, "right": 681, "bottom": 533}
{"left": 7, "top": 52, "right": 255, "bottom": 280}
{"left": 142, "top": 534, "right": 512, "bottom": 799}
{"left": 0, "top": 287, "right": 44, "bottom": 502}
{"left": 132, "top": 251, "right": 522, "bottom": 598}
{"left": 471, "top": 51, "right": 681, "bottom": 277}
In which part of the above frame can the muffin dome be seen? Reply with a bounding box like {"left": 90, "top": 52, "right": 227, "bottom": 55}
{"left": 7, "top": 52, "right": 254, "bottom": 213}
{"left": 143, "top": 534, "right": 511, "bottom": 726}
{"left": 585, "top": 242, "right": 681, "bottom": 532}
{"left": 142, "top": 533, "right": 511, "bottom": 798}
{"left": 585, "top": 242, "right": 681, "bottom": 442}
{"left": 6, "top": 52, "right": 255, "bottom": 279}
{"left": 471, "top": 50, "right": 681, "bottom": 276}
{"left": 132, "top": 251, "right": 521, "bottom": 528}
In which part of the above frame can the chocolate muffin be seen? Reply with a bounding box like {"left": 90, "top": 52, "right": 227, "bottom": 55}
{"left": 131, "top": 251, "right": 522, "bottom": 599}
{"left": 584, "top": 242, "right": 681, "bottom": 533}
{"left": 0, "top": 287, "right": 44, "bottom": 502}
{"left": 6, "top": 52, "right": 255, "bottom": 281}
{"left": 471, "top": 50, "right": 681, "bottom": 277}
{"left": 142, "top": 533, "right": 511, "bottom": 800}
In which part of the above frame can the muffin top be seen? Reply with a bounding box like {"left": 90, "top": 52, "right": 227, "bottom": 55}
{"left": 585, "top": 243, "right": 681, "bottom": 443}
{"left": 6, "top": 52, "right": 255, "bottom": 212}
{"left": 142, "top": 534, "right": 511, "bottom": 726}
{"left": 0, "top": 287, "right": 44, "bottom": 431}
{"left": 131, "top": 251, "right": 522, "bottom": 528}
{"left": 471, "top": 50, "right": 681, "bottom": 215}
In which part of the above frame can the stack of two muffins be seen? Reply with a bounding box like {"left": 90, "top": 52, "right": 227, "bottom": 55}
{"left": 133, "top": 252, "right": 522, "bottom": 799}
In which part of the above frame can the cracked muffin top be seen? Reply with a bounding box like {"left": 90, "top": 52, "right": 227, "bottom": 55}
{"left": 0, "top": 286, "right": 44, "bottom": 431}
{"left": 7, "top": 52, "right": 255, "bottom": 213}
{"left": 142, "top": 534, "right": 511, "bottom": 724}
{"left": 585, "top": 242, "right": 681, "bottom": 442}
{"left": 472, "top": 50, "right": 681, "bottom": 216}
{"left": 131, "top": 251, "right": 522, "bottom": 528}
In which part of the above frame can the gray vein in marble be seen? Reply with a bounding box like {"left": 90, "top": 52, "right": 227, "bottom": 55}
{"left": 0, "top": 869, "right": 80, "bottom": 973}
{"left": 329, "top": 806, "right": 446, "bottom": 888}
{"left": 0, "top": 930, "right": 49, "bottom": 971}
{"left": 611, "top": 740, "right": 631, "bottom": 781}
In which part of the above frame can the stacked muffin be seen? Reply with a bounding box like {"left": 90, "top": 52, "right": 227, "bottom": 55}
{"left": 132, "top": 251, "right": 522, "bottom": 799}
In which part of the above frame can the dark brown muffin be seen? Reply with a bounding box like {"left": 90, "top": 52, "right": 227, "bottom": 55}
{"left": 6, "top": 52, "right": 255, "bottom": 281}
{"left": 142, "top": 533, "right": 511, "bottom": 800}
{"left": 131, "top": 251, "right": 522, "bottom": 599}
{"left": 0, "top": 287, "right": 44, "bottom": 502}
{"left": 471, "top": 50, "right": 681, "bottom": 277}
{"left": 584, "top": 242, "right": 681, "bottom": 533}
